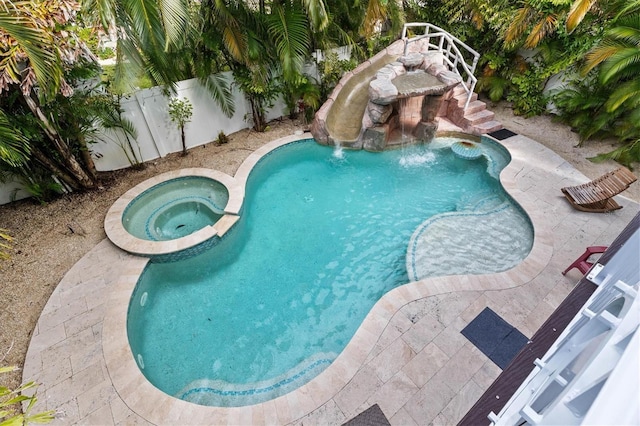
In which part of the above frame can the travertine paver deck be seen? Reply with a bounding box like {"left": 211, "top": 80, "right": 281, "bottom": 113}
{"left": 22, "top": 128, "right": 639, "bottom": 425}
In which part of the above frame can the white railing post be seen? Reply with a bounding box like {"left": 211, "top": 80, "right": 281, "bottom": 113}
{"left": 401, "top": 23, "right": 480, "bottom": 111}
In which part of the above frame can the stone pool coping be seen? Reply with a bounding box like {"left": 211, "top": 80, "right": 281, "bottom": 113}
{"left": 100, "top": 132, "right": 554, "bottom": 424}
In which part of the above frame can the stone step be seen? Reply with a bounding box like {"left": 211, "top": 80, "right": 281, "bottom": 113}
{"left": 453, "top": 91, "right": 478, "bottom": 106}
{"left": 460, "top": 99, "right": 486, "bottom": 115}
{"left": 472, "top": 120, "right": 503, "bottom": 134}
{"left": 464, "top": 109, "right": 494, "bottom": 126}
{"left": 452, "top": 85, "right": 468, "bottom": 96}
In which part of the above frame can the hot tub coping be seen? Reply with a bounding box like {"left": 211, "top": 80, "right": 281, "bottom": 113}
{"left": 104, "top": 168, "right": 239, "bottom": 256}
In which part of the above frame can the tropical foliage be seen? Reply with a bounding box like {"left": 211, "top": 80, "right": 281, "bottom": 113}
{"left": 0, "top": 0, "right": 407, "bottom": 203}
{"left": 2, "top": 0, "right": 638, "bottom": 204}
{"left": 0, "top": 0, "right": 181, "bottom": 199}
{"left": 553, "top": 9, "right": 640, "bottom": 166}
{"left": 0, "top": 0, "right": 100, "bottom": 191}
{"left": 80, "top": 0, "right": 190, "bottom": 91}
{"left": 0, "top": 365, "right": 55, "bottom": 425}
{"left": 403, "top": 0, "right": 640, "bottom": 164}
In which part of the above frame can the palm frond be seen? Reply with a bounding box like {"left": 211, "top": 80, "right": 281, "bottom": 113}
{"left": 614, "top": 0, "right": 640, "bottom": 20}
{"left": 566, "top": 0, "right": 595, "bottom": 33}
{"left": 81, "top": 0, "right": 116, "bottom": 31}
{"left": 504, "top": 7, "right": 533, "bottom": 46}
{"left": 111, "top": 38, "right": 146, "bottom": 93}
{"left": 589, "top": 139, "right": 640, "bottom": 168}
{"left": 0, "top": 109, "right": 30, "bottom": 167}
{"left": 267, "top": 5, "right": 309, "bottom": 83}
{"left": 605, "top": 78, "right": 640, "bottom": 112}
{"left": 123, "top": 0, "right": 166, "bottom": 52}
{"left": 207, "top": 0, "right": 247, "bottom": 62}
{"left": 156, "top": 0, "right": 189, "bottom": 48}
{"left": 605, "top": 15, "right": 640, "bottom": 45}
{"left": 583, "top": 43, "right": 619, "bottom": 74}
{"left": 600, "top": 47, "right": 640, "bottom": 84}
{"left": 200, "top": 73, "right": 235, "bottom": 117}
{"left": 0, "top": 8, "right": 62, "bottom": 97}
{"left": 302, "top": 0, "right": 328, "bottom": 32}
{"left": 524, "top": 14, "right": 558, "bottom": 48}
{"left": 361, "top": 0, "right": 387, "bottom": 38}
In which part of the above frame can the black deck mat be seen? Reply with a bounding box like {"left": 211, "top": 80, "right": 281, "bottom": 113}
{"left": 342, "top": 404, "right": 391, "bottom": 426}
{"left": 488, "top": 128, "right": 518, "bottom": 140}
{"left": 461, "top": 307, "right": 529, "bottom": 369}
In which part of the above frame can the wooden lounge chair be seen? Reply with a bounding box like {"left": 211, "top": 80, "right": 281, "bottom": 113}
{"left": 561, "top": 167, "right": 637, "bottom": 213}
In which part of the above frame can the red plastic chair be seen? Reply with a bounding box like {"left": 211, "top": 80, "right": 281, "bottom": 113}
{"left": 562, "top": 246, "right": 608, "bottom": 275}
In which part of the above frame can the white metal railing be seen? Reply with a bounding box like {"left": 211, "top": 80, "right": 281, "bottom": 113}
{"left": 401, "top": 23, "right": 480, "bottom": 110}
{"left": 488, "top": 228, "right": 640, "bottom": 425}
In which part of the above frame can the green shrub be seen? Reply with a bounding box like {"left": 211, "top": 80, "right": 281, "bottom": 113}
{"left": 216, "top": 131, "right": 229, "bottom": 144}
{"left": 0, "top": 365, "right": 55, "bottom": 425}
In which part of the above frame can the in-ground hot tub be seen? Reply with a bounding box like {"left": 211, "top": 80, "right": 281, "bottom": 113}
{"left": 122, "top": 177, "right": 227, "bottom": 241}
{"left": 105, "top": 169, "right": 241, "bottom": 256}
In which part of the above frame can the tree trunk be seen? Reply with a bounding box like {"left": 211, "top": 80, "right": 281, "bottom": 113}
{"left": 79, "top": 144, "right": 98, "bottom": 181}
{"left": 72, "top": 121, "right": 98, "bottom": 180}
{"left": 250, "top": 97, "right": 266, "bottom": 132}
{"left": 29, "top": 146, "right": 81, "bottom": 190}
{"left": 181, "top": 126, "right": 187, "bottom": 155}
{"left": 22, "top": 92, "right": 98, "bottom": 189}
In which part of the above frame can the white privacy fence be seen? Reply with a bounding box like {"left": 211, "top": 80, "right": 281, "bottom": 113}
{"left": 0, "top": 72, "right": 287, "bottom": 205}
{"left": 93, "top": 72, "right": 287, "bottom": 171}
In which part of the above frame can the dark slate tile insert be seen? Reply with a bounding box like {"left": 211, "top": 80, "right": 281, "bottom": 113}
{"left": 462, "top": 307, "right": 529, "bottom": 369}
{"left": 488, "top": 128, "right": 518, "bottom": 140}
{"left": 342, "top": 404, "right": 390, "bottom": 426}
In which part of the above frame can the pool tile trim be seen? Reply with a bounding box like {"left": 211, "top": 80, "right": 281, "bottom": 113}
{"left": 101, "top": 132, "right": 555, "bottom": 424}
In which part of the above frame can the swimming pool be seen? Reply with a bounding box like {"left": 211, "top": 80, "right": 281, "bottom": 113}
{"left": 126, "top": 136, "right": 533, "bottom": 407}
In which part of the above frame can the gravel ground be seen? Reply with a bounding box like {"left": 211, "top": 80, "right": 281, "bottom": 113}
{"left": 0, "top": 103, "right": 637, "bottom": 396}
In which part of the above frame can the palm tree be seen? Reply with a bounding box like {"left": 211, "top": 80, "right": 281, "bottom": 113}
{"left": 80, "top": 0, "right": 190, "bottom": 91}
{"left": 581, "top": 12, "right": 640, "bottom": 165}
{"left": 0, "top": 0, "right": 99, "bottom": 190}
{"left": 503, "top": 0, "right": 566, "bottom": 49}
{"left": 0, "top": 0, "right": 65, "bottom": 98}
{"left": 195, "top": 0, "right": 321, "bottom": 131}
{"left": 553, "top": 7, "right": 640, "bottom": 166}
{"left": 583, "top": 13, "right": 640, "bottom": 113}
{"left": 566, "top": 0, "right": 640, "bottom": 32}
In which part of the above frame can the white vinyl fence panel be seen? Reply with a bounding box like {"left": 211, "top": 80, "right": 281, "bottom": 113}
{"left": 1, "top": 72, "right": 289, "bottom": 204}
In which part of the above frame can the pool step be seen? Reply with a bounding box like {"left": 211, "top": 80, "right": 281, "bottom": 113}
{"left": 446, "top": 87, "right": 503, "bottom": 135}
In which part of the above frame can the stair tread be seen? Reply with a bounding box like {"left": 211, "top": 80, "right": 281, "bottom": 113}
{"left": 453, "top": 85, "right": 469, "bottom": 95}
{"left": 454, "top": 92, "right": 478, "bottom": 104}
{"left": 473, "top": 120, "right": 503, "bottom": 133}
{"left": 466, "top": 100, "right": 485, "bottom": 108}
{"left": 466, "top": 109, "right": 494, "bottom": 119}
{"left": 462, "top": 100, "right": 486, "bottom": 113}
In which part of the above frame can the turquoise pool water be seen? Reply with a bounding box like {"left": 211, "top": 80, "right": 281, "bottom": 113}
{"left": 127, "top": 137, "right": 533, "bottom": 407}
{"left": 122, "top": 176, "right": 228, "bottom": 241}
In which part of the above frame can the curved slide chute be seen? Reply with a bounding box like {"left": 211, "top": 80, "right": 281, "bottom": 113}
{"left": 311, "top": 40, "right": 404, "bottom": 147}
